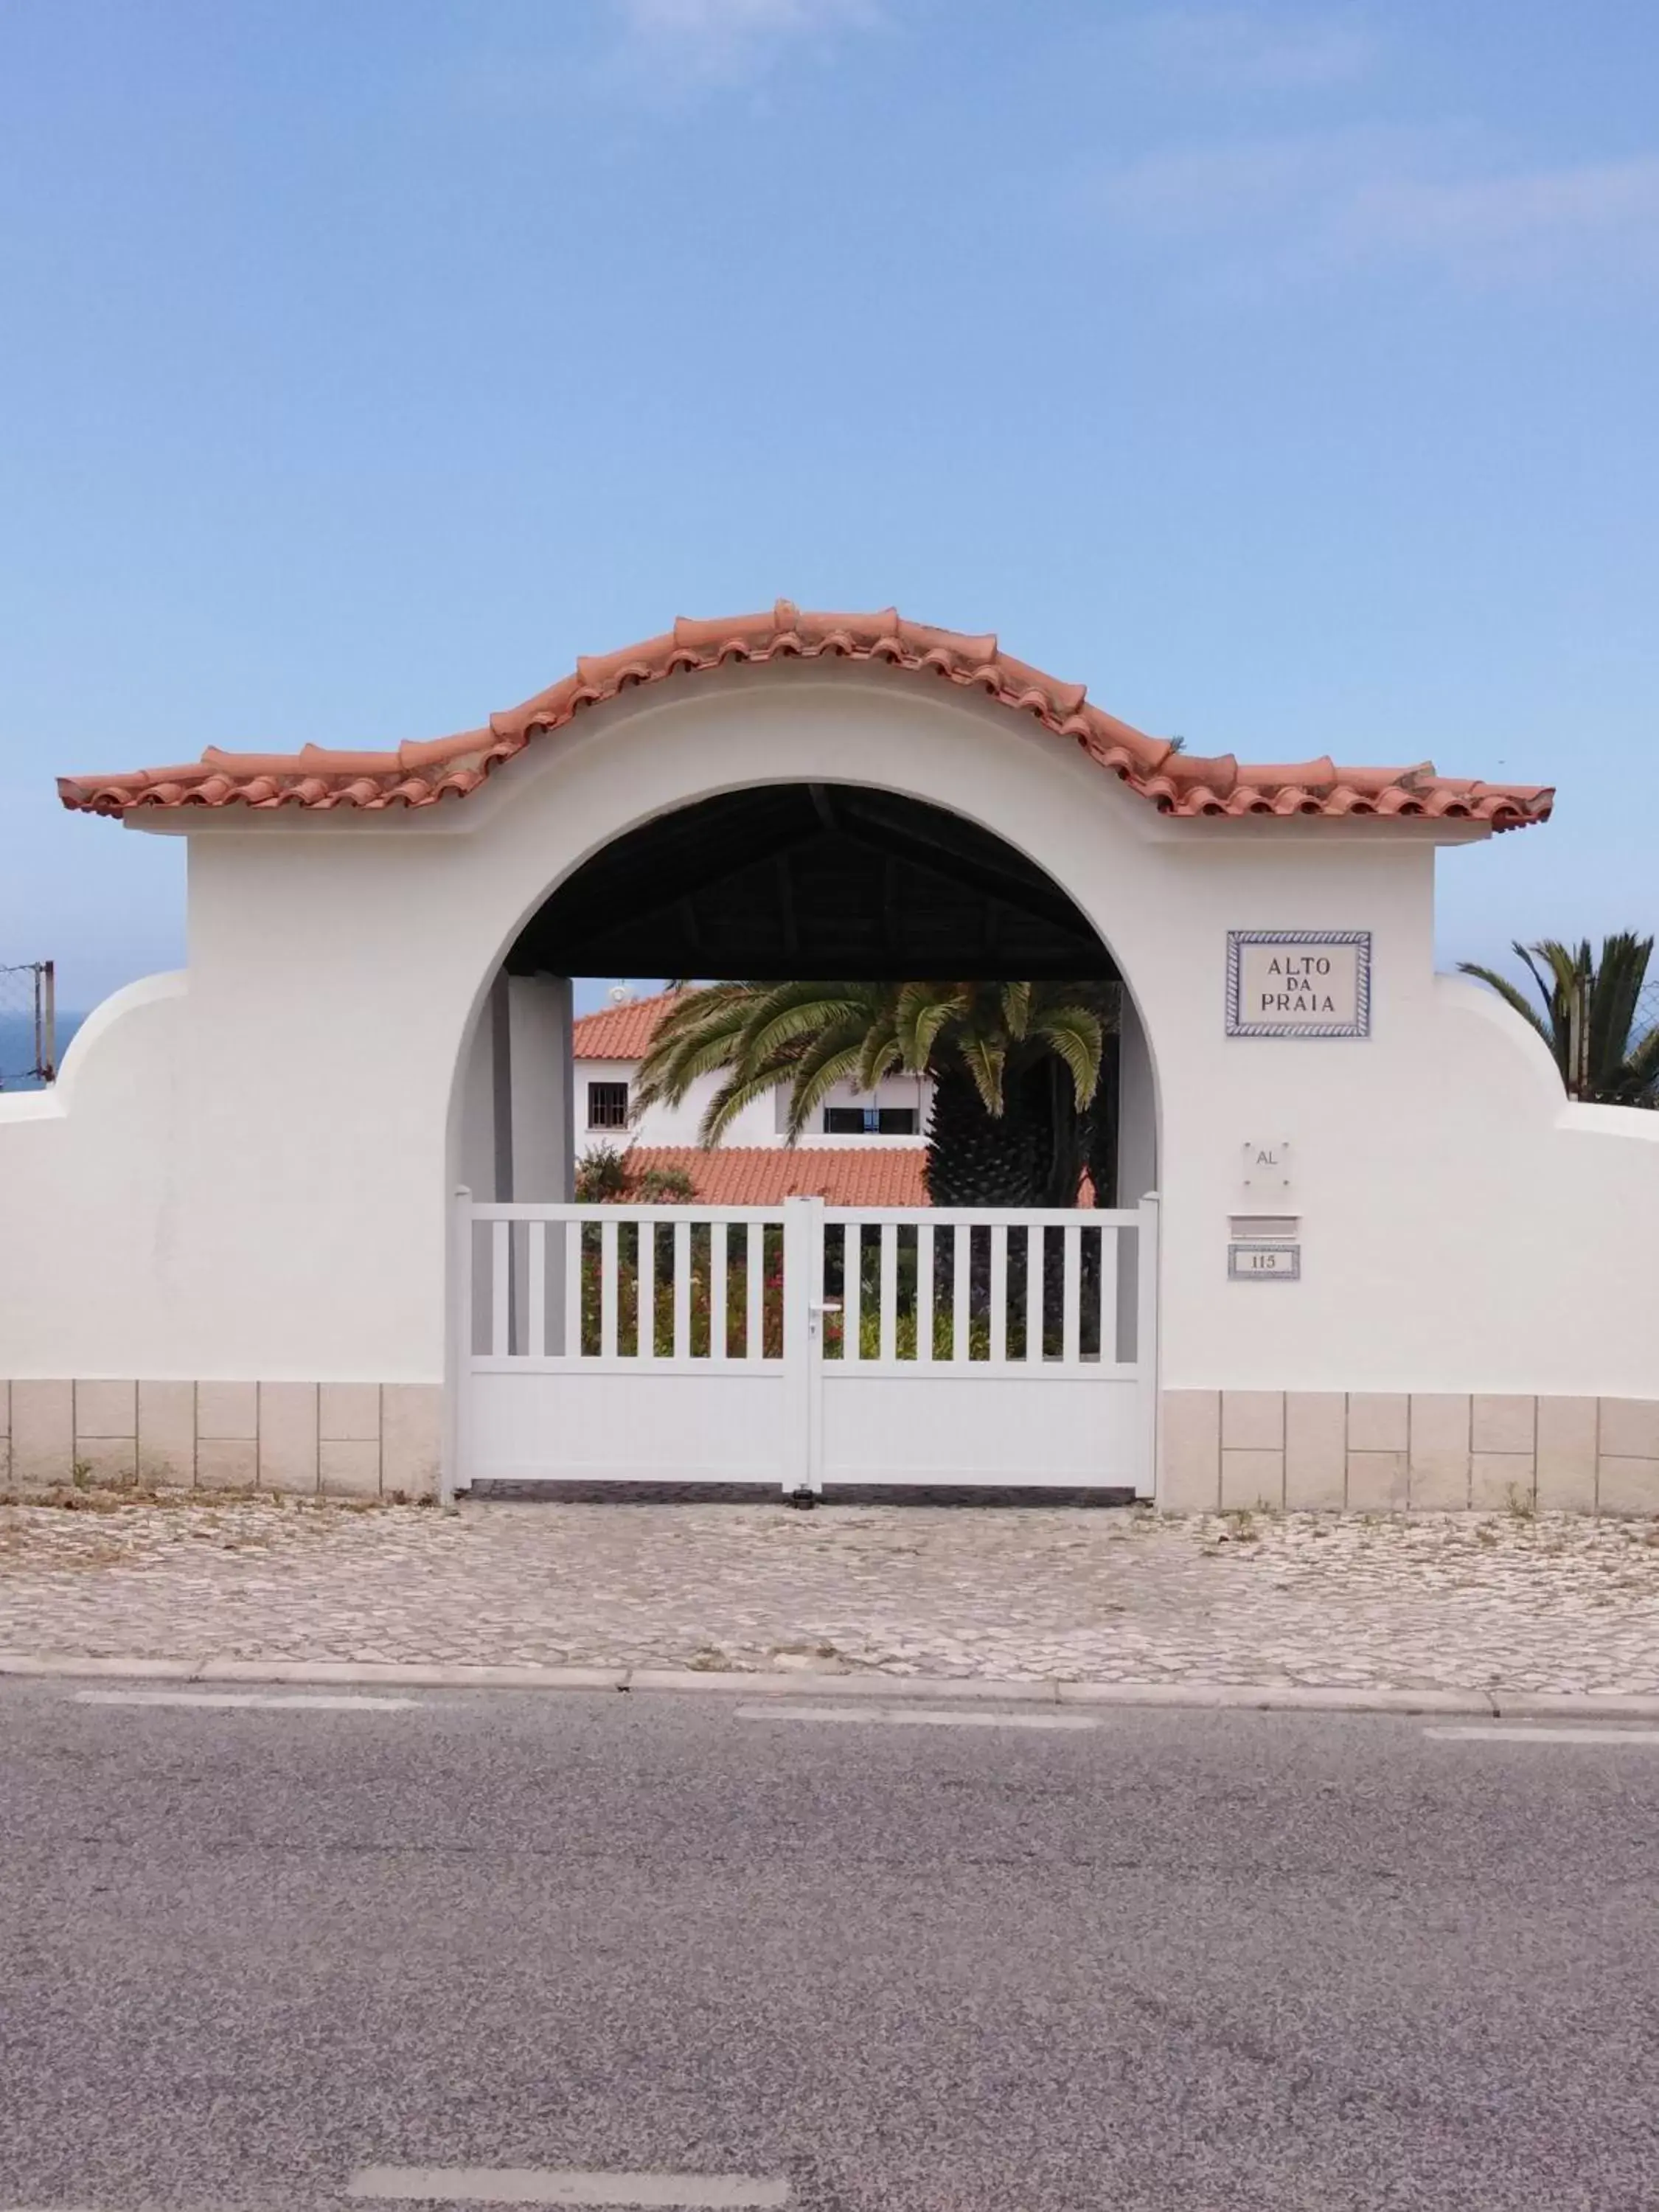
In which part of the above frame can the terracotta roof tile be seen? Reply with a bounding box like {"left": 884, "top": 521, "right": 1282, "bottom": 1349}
{"left": 58, "top": 602, "right": 1553, "bottom": 832}
{"left": 617, "top": 1144, "right": 928, "bottom": 1208}
{"left": 572, "top": 990, "right": 680, "bottom": 1061}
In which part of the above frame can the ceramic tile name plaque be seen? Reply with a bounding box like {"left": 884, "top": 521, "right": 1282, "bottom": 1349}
{"left": 1226, "top": 931, "right": 1371, "bottom": 1038}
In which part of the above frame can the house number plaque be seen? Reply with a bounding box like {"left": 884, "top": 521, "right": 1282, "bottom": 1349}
{"left": 1228, "top": 1242, "right": 1301, "bottom": 1282}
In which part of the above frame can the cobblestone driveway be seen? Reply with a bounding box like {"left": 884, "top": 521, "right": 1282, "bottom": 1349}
{"left": 4, "top": 1494, "right": 1659, "bottom": 1692}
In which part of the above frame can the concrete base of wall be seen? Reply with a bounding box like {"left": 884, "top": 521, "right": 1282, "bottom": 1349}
{"left": 6, "top": 1380, "right": 1655, "bottom": 1514}
{"left": 1161, "top": 1391, "right": 1659, "bottom": 1514}
{"left": 0, "top": 1380, "right": 441, "bottom": 1500}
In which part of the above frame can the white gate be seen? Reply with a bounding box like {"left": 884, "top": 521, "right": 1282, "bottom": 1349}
{"left": 453, "top": 1192, "right": 1158, "bottom": 1496}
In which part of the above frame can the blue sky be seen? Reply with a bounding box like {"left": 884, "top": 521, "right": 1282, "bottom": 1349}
{"left": 2, "top": 0, "right": 1655, "bottom": 1012}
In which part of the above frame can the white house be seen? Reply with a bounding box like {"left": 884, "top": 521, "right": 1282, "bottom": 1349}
{"left": 3, "top": 600, "right": 1654, "bottom": 1509}
{"left": 571, "top": 987, "right": 933, "bottom": 1151}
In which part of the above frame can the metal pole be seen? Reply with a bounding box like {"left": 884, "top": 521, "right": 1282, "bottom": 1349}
{"left": 41, "top": 961, "right": 55, "bottom": 1082}
{"left": 1568, "top": 952, "right": 1590, "bottom": 1099}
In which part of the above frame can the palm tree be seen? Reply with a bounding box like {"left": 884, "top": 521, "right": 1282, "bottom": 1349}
{"left": 633, "top": 979, "right": 1119, "bottom": 1205}
{"left": 1459, "top": 933, "right": 1659, "bottom": 1105}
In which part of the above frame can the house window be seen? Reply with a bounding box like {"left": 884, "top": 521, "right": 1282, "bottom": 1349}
{"left": 587, "top": 1080, "right": 630, "bottom": 1130}
{"left": 821, "top": 1105, "right": 919, "bottom": 1135}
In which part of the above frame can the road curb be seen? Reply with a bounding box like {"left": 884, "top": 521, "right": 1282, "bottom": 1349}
{"left": 5, "top": 1650, "right": 1659, "bottom": 1720}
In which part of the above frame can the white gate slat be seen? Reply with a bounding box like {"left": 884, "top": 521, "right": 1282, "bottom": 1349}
{"left": 563, "top": 1220, "right": 582, "bottom": 1360}
{"left": 952, "top": 1224, "right": 970, "bottom": 1364}
{"left": 490, "top": 1220, "right": 510, "bottom": 1358}
{"left": 746, "top": 1222, "right": 764, "bottom": 1361}
{"left": 637, "top": 1220, "right": 656, "bottom": 1363}
{"left": 599, "top": 1217, "right": 619, "bottom": 1359}
{"left": 710, "top": 1220, "right": 728, "bottom": 1363}
{"left": 526, "top": 1220, "right": 546, "bottom": 1361}
{"left": 673, "top": 1219, "right": 692, "bottom": 1359}
{"left": 459, "top": 1197, "right": 1155, "bottom": 1495}
{"left": 1137, "top": 1195, "right": 1160, "bottom": 1481}
{"left": 1119, "top": 1221, "right": 1133, "bottom": 1363}
{"left": 842, "top": 1222, "right": 862, "bottom": 1363}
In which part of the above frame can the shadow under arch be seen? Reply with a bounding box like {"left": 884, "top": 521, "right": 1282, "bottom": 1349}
{"left": 507, "top": 782, "right": 1121, "bottom": 984}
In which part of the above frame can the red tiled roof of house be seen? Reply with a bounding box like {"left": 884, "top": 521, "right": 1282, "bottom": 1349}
{"left": 58, "top": 602, "right": 1553, "bottom": 831}
{"left": 621, "top": 1144, "right": 929, "bottom": 1207}
{"left": 572, "top": 990, "right": 678, "bottom": 1061}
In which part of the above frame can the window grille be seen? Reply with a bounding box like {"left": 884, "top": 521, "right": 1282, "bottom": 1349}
{"left": 821, "top": 1105, "right": 919, "bottom": 1135}
{"left": 587, "top": 1079, "right": 630, "bottom": 1129}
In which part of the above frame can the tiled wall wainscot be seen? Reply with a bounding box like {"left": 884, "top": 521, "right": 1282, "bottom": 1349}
{"left": 1162, "top": 1392, "right": 1659, "bottom": 1514}
{"left": 0, "top": 1382, "right": 441, "bottom": 1499}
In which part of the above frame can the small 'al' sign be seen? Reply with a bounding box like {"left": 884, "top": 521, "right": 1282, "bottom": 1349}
{"left": 1226, "top": 931, "right": 1371, "bottom": 1038}
{"left": 1228, "top": 1242, "right": 1301, "bottom": 1282}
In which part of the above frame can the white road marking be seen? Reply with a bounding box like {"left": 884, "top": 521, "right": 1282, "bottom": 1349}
{"left": 73, "top": 1690, "right": 426, "bottom": 1711}
{"left": 348, "top": 2168, "right": 790, "bottom": 2208}
{"left": 1426, "top": 1726, "right": 1659, "bottom": 1745}
{"left": 734, "top": 1703, "right": 1099, "bottom": 1730}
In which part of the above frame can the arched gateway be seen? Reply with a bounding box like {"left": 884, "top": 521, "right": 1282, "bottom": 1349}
{"left": 7, "top": 603, "right": 1652, "bottom": 1509}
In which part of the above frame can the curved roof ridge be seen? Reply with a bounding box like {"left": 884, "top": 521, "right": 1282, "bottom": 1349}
{"left": 57, "top": 601, "right": 1554, "bottom": 832}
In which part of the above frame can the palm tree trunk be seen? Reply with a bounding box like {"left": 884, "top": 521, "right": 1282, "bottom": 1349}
{"left": 923, "top": 1062, "right": 1040, "bottom": 1206}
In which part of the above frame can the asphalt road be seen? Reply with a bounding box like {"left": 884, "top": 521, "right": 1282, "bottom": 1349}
{"left": 1, "top": 1683, "right": 1657, "bottom": 2212}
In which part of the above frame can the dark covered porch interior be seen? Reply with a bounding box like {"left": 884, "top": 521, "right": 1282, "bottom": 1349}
{"left": 506, "top": 782, "right": 1121, "bottom": 984}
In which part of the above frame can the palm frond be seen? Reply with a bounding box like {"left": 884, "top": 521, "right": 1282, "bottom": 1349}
{"left": 642, "top": 980, "right": 750, "bottom": 1046}
{"left": 621, "top": 970, "right": 1138, "bottom": 1189}
{"left": 696, "top": 1054, "right": 800, "bottom": 1147}
{"left": 1587, "top": 933, "right": 1652, "bottom": 1086}
{"left": 1457, "top": 962, "right": 1551, "bottom": 1043}
{"left": 1030, "top": 1008, "right": 1105, "bottom": 1109}
{"left": 855, "top": 1017, "right": 903, "bottom": 1095}
{"left": 1461, "top": 936, "right": 1659, "bottom": 1104}
{"left": 739, "top": 984, "right": 878, "bottom": 1068}
{"left": 782, "top": 1037, "right": 868, "bottom": 1141}
{"left": 894, "top": 981, "right": 968, "bottom": 1072}
{"left": 956, "top": 1032, "right": 1007, "bottom": 1118}
{"left": 633, "top": 1017, "right": 774, "bottom": 1109}
{"left": 634, "top": 982, "right": 763, "bottom": 1106}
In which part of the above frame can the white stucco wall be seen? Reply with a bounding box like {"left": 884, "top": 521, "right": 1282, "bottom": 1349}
{"left": 3, "top": 658, "right": 1657, "bottom": 1410}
